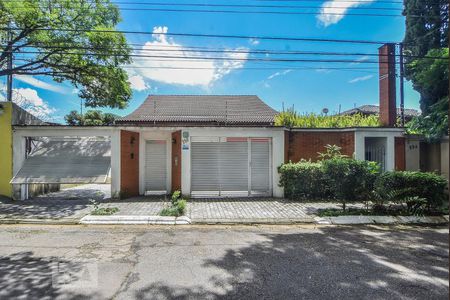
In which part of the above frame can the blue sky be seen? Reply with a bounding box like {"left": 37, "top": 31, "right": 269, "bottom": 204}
{"left": 1, "top": 1, "right": 420, "bottom": 123}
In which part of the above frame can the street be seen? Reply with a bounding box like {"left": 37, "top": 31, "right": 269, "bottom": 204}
{"left": 0, "top": 225, "right": 447, "bottom": 300}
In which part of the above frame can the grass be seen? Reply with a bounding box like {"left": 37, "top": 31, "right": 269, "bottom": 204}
{"left": 91, "top": 207, "right": 119, "bottom": 216}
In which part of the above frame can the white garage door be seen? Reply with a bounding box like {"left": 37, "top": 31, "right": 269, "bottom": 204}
{"left": 145, "top": 140, "right": 167, "bottom": 193}
{"left": 191, "top": 137, "right": 271, "bottom": 197}
{"left": 11, "top": 137, "right": 111, "bottom": 184}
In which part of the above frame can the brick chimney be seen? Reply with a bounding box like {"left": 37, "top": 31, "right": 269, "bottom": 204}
{"left": 378, "top": 43, "right": 397, "bottom": 127}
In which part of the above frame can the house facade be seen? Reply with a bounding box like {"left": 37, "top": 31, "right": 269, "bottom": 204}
{"left": 7, "top": 94, "right": 407, "bottom": 200}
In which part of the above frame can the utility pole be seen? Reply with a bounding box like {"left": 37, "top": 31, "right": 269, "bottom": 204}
{"left": 399, "top": 42, "right": 405, "bottom": 126}
{"left": 6, "top": 25, "right": 13, "bottom": 102}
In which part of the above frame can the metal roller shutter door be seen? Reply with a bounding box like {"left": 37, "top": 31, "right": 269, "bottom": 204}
{"left": 219, "top": 140, "right": 249, "bottom": 196}
{"left": 145, "top": 140, "right": 167, "bottom": 192}
{"left": 250, "top": 139, "right": 271, "bottom": 195}
{"left": 191, "top": 141, "right": 220, "bottom": 196}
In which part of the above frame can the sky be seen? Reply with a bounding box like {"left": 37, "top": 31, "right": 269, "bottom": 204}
{"left": 0, "top": 0, "right": 421, "bottom": 123}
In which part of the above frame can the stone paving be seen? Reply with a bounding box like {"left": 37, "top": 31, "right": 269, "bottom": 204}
{"left": 187, "top": 199, "right": 363, "bottom": 223}
{"left": 0, "top": 185, "right": 167, "bottom": 220}
{"left": 0, "top": 184, "right": 366, "bottom": 223}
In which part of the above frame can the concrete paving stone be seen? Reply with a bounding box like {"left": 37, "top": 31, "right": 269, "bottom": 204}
{"left": 330, "top": 216, "right": 375, "bottom": 225}
{"left": 370, "top": 216, "right": 398, "bottom": 224}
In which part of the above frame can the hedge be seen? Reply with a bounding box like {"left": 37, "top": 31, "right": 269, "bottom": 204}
{"left": 278, "top": 160, "right": 448, "bottom": 210}
{"left": 278, "top": 162, "right": 327, "bottom": 199}
{"left": 374, "top": 171, "right": 447, "bottom": 208}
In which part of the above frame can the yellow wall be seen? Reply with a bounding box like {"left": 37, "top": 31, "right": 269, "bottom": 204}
{"left": 0, "top": 102, "right": 13, "bottom": 198}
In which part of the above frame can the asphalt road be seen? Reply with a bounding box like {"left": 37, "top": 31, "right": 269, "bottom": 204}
{"left": 0, "top": 224, "right": 447, "bottom": 300}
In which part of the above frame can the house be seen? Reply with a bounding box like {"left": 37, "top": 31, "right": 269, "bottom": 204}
{"left": 340, "top": 104, "right": 420, "bottom": 122}
{"left": 2, "top": 44, "right": 446, "bottom": 200}
{"left": 6, "top": 92, "right": 406, "bottom": 200}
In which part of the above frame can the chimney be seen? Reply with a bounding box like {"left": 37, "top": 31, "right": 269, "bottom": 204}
{"left": 378, "top": 43, "right": 396, "bottom": 127}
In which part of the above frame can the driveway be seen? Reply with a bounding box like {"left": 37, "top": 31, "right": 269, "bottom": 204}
{"left": 0, "top": 225, "right": 447, "bottom": 299}
{"left": 0, "top": 185, "right": 168, "bottom": 221}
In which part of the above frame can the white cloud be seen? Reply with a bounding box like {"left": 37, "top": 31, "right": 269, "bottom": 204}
{"left": 128, "top": 26, "right": 249, "bottom": 87}
{"left": 15, "top": 75, "right": 67, "bottom": 93}
{"left": 267, "top": 69, "right": 292, "bottom": 80}
{"left": 128, "top": 75, "right": 150, "bottom": 91}
{"left": 249, "top": 38, "right": 260, "bottom": 45}
{"left": 12, "top": 88, "right": 56, "bottom": 118}
{"left": 317, "top": 0, "right": 374, "bottom": 27}
{"left": 348, "top": 74, "right": 373, "bottom": 83}
{"left": 350, "top": 55, "right": 370, "bottom": 65}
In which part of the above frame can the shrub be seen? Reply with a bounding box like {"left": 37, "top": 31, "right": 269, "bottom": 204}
{"left": 322, "top": 158, "right": 380, "bottom": 209}
{"left": 375, "top": 171, "right": 448, "bottom": 209}
{"left": 171, "top": 190, "right": 181, "bottom": 204}
{"left": 278, "top": 162, "right": 326, "bottom": 200}
{"left": 274, "top": 109, "right": 380, "bottom": 128}
{"left": 160, "top": 191, "right": 187, "bottom": 217}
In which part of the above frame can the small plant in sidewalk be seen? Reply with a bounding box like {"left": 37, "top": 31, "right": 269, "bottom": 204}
{"left": 160, "top": 190, "right": 187, "bottom": 217}
{"left": 89, "top": 199, "right": 119, "bottom": 215}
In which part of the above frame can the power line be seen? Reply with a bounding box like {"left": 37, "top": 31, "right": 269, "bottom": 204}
{"left": 2, "top": 27, "right": 398, "bottom": 45}
{"left": 13, "top": 50, "right": 383, "bottom": 63}
{"left": 4, "top": 6, "right": 409, "bottom": 17}
{"left": 5, "top": 43, "right": 449, "bottom": 60}
{"left": 2, "top": 0, "right": 405, "bottom": 10}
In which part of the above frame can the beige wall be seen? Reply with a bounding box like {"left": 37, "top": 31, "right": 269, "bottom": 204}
{"left": 405, "top": 138, "right": 420, "bottom": 171}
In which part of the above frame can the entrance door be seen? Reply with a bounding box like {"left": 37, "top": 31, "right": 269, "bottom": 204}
{"left": 250, "top": 138, "right": 271, "bottom": 195}
{"left": 145, "top": 140, "right": 167, "bottom": 193}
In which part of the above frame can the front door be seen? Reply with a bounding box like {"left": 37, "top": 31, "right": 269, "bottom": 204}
{"left": 145, "top": 140, "right": 167, "bottom": 194}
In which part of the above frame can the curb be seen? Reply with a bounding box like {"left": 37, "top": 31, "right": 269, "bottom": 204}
{"left": 314, "top": 215, "right": 449, "bottom": 225}
{"left": 0, "top": 218, "right": 80, "bottom": 225}
{"left": 191, "top": 218, "right": 315, "bottom": 225}
{"left": 79, "top": 215, "right": 191, "bottom": 225}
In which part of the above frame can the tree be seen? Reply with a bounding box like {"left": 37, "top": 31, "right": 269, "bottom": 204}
{"left": 64, "top": 110, "right": 118, "bottom": 125}
{"left": 403, "top": 0, "right": 449, "bottom": 113}
{"left": 0, "top": 0, "right": 132, "bottom": 109}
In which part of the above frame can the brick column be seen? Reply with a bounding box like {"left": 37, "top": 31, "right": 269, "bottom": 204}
{"left": 120, "top": 130, "right": 140, "bottom": 197}
{"left": 171, "top": 130, "right": 182, "bottom": 192}
{"left": 379, "top": 43, "right": 397, "bottom": 127}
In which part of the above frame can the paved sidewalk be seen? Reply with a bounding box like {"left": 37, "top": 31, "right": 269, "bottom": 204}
{"left": 0, "top": 185, "right": 167, "bottom": 222}
{"left": 187, "top": 198, "right": 363, "bottom": 223}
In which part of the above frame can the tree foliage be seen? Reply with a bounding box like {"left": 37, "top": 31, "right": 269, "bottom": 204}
{"left": 0, "top": 0, "right": 132, "bottom": 108}
{"left": 64, "top": 110, "right": 118, "bottom": 125}
{"left": 274, "top": 108, "right": 380, "bottom": 128}
{"left": 403, "top": 0, "right": 449, "bottom": 113}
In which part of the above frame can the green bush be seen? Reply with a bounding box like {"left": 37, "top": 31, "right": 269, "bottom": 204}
{"left": 375, "top": 171, "right": 448, "bottom": 209}
{"left": 278, "top": 162, "right": 326, "bottom": 199}
{"left": 160, "top": 191, "right": 187, "bottom": 217}
{"left": 322, "top": 158, "right": 380, "bottom": 209}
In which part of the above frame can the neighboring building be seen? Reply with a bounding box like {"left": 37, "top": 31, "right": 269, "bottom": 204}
{"left": 0, "top": 102, "right": 57, "bottom": 199}
{"left": 340, "top": 104, "right": 420, "bottom": 122}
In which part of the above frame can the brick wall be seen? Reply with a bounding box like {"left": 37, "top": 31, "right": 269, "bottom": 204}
{"left": 120, "top": 130, "right": 140, "bottom": 197}
{"left": 171, "top": 130, "right": 182, "bottom": 192}
{"left": 379, "top": 44, "right": 397, "bottom": 127}
{"left": 395, "top": 136, "right": 406, "bottom": 171}
{"left": 286, "top": 131, "right": 355, "bottom": 162}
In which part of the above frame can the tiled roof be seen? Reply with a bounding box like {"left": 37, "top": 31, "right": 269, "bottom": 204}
{"left": 340, "top": 105, "right": 420, "bottom": 117}
{"left": 116, "top": 95, "right": 278, "bottom": 125}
